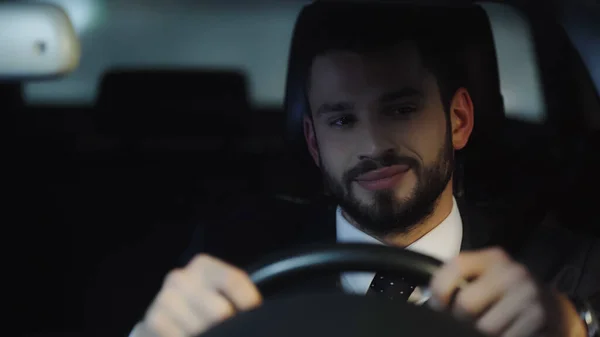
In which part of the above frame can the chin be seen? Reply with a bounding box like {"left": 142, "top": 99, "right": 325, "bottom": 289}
{"left": 392, "top": 187, "right": 417, "bottom": 204}
{"left": 357, "top": 182, "right": 416, "bottom": 200}
{"left": 355, "top": 190, "right": 411, "bottom": 209}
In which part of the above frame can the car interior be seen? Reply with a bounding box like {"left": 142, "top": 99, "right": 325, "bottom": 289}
{"left": 3, "top": 0, "right": 599, "bottom": 336}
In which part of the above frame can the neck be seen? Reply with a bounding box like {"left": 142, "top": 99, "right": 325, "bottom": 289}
{"left": 342, "top": 182, "right": 455, "bottom": 248}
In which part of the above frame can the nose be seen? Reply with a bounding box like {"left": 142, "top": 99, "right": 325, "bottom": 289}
{"left": 356, "top": 120, "right": 395, "bottom": 161}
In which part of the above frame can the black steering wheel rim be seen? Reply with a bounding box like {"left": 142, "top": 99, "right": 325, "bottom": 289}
{"left": 200, "top": 244, "right": 485, "bottom": 337}
{"left": 247, "top": 243, "right": 443, "bottom": 293}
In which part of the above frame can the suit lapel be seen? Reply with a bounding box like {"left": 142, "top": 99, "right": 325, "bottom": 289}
{"left": 457, "top": 197, "right": 496, "bottom": 251}
{"left": 457, "top": 197, "right": 539, "bottom": 257}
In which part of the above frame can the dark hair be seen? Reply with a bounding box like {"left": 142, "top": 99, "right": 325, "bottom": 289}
{"left": 296, "top": 2, "right": 468, "bottom": 116}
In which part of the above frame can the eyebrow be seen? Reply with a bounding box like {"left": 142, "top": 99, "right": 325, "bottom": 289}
{"left": 316, "top": 102, "right": 354, "bottom": 116}
{"left": 379, "top": 87, "right": 423, "bottom": 103}
{"left": 315, "top": 87, "right": 423, "bottom": 117}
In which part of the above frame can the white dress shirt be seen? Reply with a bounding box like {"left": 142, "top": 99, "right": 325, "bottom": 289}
{"left": 337, "top": 197, "right": 463, "bottom": 301}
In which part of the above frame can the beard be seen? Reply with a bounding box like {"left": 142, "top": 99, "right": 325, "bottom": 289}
{"left": 321, "top": 134, "right": 454, "bottom": 238}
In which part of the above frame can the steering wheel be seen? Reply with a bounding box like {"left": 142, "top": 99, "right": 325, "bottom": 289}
{"left": 200, "top": 244, "right": 485, "bottom": 337}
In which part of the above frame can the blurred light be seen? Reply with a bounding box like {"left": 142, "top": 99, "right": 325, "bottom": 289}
{"left": 33, "top": 0, "right": 101, "bottom": 35}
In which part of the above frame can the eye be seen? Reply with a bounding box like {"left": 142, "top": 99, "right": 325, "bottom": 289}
{"left": 328, "top": 115, "right": 357, "bottom": 128}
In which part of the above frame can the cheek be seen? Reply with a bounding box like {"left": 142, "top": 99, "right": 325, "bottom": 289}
{"left": 317, "top": 136, "right": 355, "bottom": 177}
{"left": 403, "top": 116, "right": 447, "bottom": 163}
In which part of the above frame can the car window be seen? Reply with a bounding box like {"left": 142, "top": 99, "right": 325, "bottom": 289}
{"left": 22, "top": 0, "right": 308, "bottom": 107}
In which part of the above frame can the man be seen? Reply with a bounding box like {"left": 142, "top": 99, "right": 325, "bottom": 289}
{"left": 128, "top": 3, "right": 599, "bottom": 337}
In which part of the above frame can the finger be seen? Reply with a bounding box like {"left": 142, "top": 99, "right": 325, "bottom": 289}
{"left": 430, "top": 247, "right": 511, "bottom": 308}
{"left": 162, "top": 269, "right": 237, "bottom": 334}
{"left": 192, "top": 290, "right": 238, "bottom": 331}
{"left": 189, "top": 255, "right": 262, "bottom": 310}
{"left": 158, "top": 287, "right": 204, "bottom": 335}
{"left": 475, "top": 280, "right": 540, "bottom": 336}
{"left": 144, "top": 306, "right": 187, "bottom": 337}
{"left": 167, "top": 268, "right": 234, "bottom": 317}
{"left": 453, "top": 263, "right": 530, "bottom": 319}
{"left": 216, "top": 267, "right": 263, "bottom": 310}
{"left": 501, "top": 302, "right": 545, "bottom": 337}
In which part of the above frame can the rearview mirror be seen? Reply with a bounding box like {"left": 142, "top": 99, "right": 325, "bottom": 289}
{"left": 0, "top": 3, "right": 80, "bottom": 80}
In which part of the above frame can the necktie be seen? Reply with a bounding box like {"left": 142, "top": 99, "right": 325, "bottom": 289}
{"left": 366, "top": 272, "right": 416, "bottom": 301}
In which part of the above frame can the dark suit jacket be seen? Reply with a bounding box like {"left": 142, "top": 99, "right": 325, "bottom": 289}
{"left": 84, "top": 195, "right": 600, "bottom": 336}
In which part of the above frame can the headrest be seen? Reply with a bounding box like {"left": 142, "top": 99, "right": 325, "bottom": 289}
{"left": 0, "top": 82, "right": 24, "bottom": 108}
{"left": 284, "top": 1, "right": 504, "bottom": 151}
{"left": 96, "top": 69, "right": 250, "bottom": 137}
{"left": 98, "top": 69, "right": 248, "bottom": 110}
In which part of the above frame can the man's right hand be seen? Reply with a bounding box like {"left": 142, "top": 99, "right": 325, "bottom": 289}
{"left": 137, "top": 254, "right": 263, "bottom": 337}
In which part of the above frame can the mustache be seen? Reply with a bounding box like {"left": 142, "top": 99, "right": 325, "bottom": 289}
{"left": 344, "top": 153, "right": 419, "bottom": 183}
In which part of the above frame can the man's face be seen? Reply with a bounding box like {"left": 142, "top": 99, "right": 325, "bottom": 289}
{"left": 306, "top": 42, "right": 455, "bottom": 237}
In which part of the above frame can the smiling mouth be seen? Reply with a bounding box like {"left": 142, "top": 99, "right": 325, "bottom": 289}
{"left": 354, "top": 164, "right": 411, "bottom": 191}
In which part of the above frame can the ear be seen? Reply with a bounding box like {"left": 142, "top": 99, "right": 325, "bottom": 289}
{"left": 303, "top": 114, "right": 320, "bottom": 167}
{"left": 449, "top": 87, "right": 475, "bottom": 150}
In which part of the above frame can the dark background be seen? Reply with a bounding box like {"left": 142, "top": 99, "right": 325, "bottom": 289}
{"left": 3, "top": 1, "right": 599, "bottom": 336}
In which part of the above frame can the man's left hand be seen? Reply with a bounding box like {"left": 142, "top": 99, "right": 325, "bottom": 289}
{"left": 428, "top": 247, "right": 587, "bottom": 337}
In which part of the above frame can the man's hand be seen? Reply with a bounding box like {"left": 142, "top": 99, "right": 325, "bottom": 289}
{"left": 138, "top": 254, "right": 262, "bottom": 337}
{"left": 428, "top": 247, "right": 587, "bottom": 337}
